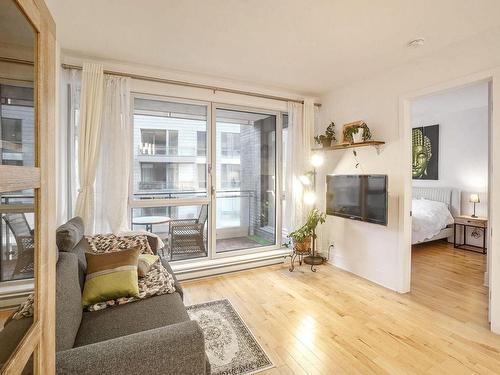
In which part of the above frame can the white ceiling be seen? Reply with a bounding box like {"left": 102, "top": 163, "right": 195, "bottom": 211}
{"left": 46, "top": 0, "right": 500, "bottom": 95}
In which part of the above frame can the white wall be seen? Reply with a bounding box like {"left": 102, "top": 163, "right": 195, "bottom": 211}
{"left": 316, "top": 28, "right": 500, "bottom": 293}
{"left": 412, "top": 82, "right": 489, "bottom": 219}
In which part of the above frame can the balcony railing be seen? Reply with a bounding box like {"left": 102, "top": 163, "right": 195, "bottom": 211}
{"left": 138, "top": 145, "right": 198, "bottom": 157}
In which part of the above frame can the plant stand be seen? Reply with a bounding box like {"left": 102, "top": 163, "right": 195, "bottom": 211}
{"left": 303, "top": 228, "right": 324, "bottom": 272}
{"left": 285, "top": 248, "right": 311, "bottom": 272}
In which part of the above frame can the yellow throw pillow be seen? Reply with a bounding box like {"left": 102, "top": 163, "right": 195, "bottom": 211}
{"left": 137, "top": 254, "right": 160, "bottom": 277}
{"left": 82, "top": 247, "right": 140, "bottom": 308}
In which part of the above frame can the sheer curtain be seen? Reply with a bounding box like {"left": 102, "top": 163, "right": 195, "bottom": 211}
{"left": 74, "top": 63, "right": 104, "bottom": 232}
{"left": 284, "top": 99, "right": 314, "bottom": 232}
{"left": 69, "top": 65, "right": 132, "bottom": 233}
{"left": 94, "top": 76, "right": 131, "bottom": 233}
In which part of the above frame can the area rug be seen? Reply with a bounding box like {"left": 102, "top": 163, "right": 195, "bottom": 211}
{"left": 187, "top": 299, "right": 273, "bottom": 375}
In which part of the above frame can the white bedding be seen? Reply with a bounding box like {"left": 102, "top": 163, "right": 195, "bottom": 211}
{"left": 412, "top": 198, "right": 454, "bottom": 244}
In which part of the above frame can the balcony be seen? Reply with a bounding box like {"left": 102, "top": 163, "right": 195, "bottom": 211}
{"left": 132, "top": 190, "right": 275, "bottom": 262}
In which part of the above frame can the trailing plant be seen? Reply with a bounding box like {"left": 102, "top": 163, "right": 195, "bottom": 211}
{"left": 353, "top": 150, "right": 360, "bottom": 169}
{"left": 343, "top": 122, "right": 372, "bottom": 143}
{"left": 283, "top": 208, "right": 326, "bottom": 247}
{"left": 314, "top": 121, "right": 337, "bottom": 146}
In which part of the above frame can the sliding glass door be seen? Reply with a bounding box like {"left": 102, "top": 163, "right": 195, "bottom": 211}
{"left": 213, "top": 107, "right": 277, "bottom": 254}
{"left": 131, "top": 96, "right": 211, "bottom": 262}
{"left": 130, "top": 96, "right": 282, "bottom": 262}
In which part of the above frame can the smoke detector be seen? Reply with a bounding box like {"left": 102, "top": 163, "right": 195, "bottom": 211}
{"left": 407, "top": 38, "right": 425, "bottom": 48}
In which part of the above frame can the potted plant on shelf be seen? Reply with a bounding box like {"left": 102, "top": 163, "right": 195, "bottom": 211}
{"left": 342, "top": 121, "right": 372, "bottom": 144}
{"left": 284, "top": 208, "right": 326, "bottom": 252}
{"left": 314, "top": 121, "right": 336, "bottom": 148}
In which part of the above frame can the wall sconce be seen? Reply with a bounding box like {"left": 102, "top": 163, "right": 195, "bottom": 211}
{"left": 303, "top": 191, "right": 316, "bottom": 205}
{"left": 469, "top": 193, "right": 480, "bottom": 218}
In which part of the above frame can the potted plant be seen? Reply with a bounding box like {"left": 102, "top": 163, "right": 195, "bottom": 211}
{"left": 314, "top": 121, "right": 336, "bottom": 148}
{"left": 343, "top": 121, "right": 372, "bottom": 144}
{"left": 284, "top": 209, "right": 326, "bottom": 252}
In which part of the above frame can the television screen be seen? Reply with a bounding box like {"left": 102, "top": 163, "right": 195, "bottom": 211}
{"left": 326, "top": 174, "right": 388, "bottom": 225}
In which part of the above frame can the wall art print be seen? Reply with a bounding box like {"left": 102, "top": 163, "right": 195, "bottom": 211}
{"left": 412, "top": 124, "right": 439, "bottom": 180}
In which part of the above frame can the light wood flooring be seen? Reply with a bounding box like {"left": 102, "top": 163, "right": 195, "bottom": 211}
{"left": 182, "top": 241, "right": 498, "bottom": 374}
{"left": 411, "top": 240, "right": 488, "bottom": 328}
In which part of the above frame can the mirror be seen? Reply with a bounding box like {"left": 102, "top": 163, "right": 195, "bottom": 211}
{"left": 0, "top": 0, "right": 36, "bottom": 370}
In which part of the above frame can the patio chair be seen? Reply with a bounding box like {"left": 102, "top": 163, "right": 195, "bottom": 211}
{"left": 168, "top": 205, "right": 208, "bottom": 261}
{"left": 2, "top": 213, "right": 35, "bottom": 276}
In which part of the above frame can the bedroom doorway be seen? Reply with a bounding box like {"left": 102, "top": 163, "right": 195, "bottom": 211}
{"left": 405, "top": 80, "right": 492, "bottom": 327}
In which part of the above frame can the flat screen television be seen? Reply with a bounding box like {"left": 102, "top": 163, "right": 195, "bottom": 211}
{"left": 326, "top": 174, "right": 388, "bottom": 226}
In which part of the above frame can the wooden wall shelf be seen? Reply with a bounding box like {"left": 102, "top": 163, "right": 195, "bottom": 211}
{"left": 312, "top": 140, "right": 385, "bottom": 152}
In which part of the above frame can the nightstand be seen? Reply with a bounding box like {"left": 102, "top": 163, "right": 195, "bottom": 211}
{"left": 453, "top": 215, "right": 487, "bottom": 254}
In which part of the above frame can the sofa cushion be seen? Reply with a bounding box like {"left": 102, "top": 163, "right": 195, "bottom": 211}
{"left": 161, "top": 258, "right": 183, "bottom": 300}
{"left": 82, "top": 248, "right": 140, "bottom": 308}
{"left": 74, "top": 292, "right": 189, "bottom": 347}
{"left": 71, "top": 237, "right": 88, "bottom": 290}
{"left": 56, "top": 217, "right": 84, "bottom": 252}
{"left": 0, "top": 316, "right": 33, "bottom": 368}
{"left": 56, "top": 252, "right": 83, "bottom": 351}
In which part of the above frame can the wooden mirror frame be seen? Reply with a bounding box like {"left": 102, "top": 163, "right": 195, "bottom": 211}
{"left": 0, "top": 0, "right": 56, "bottom": 374}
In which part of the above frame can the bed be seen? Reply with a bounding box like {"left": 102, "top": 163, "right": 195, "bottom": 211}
{"left": 412, "top": 187, "right": 459, "bottom": 245}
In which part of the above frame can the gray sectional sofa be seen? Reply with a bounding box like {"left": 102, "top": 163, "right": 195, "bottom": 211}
{"left": 0, "top": 217, "right": 210, "bottom": 375}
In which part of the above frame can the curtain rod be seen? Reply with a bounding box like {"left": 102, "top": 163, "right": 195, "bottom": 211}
{"left": 61, "top": 63, "right": 321, "bottom": 107}
{"left": 0, "top": 57, "right": 34, "bottom": 66}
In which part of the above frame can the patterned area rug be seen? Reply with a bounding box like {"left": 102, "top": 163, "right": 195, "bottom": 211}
{"left": 187, "top": 299, "right": 273, "bottom": 375}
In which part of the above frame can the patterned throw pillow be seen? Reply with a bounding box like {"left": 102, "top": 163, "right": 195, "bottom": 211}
{"left": 10, "top": 293, "right": 34, "bottom": 321}
{"left": 82, "top": 247, "right": 141, "bottom": 308}
{"left": 85, "top": 234, "right": 154, "bottom": 255}
{"left": 87, "top": 258, "right": 176, "bottom": 312}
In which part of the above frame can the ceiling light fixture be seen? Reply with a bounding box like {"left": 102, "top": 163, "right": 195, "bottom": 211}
{"left": 407, "top": 38, "right": 425, "bottom": 48}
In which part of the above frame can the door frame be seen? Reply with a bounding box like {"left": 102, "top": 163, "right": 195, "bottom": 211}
{"left": 0, "top": 0, "right": 56, "bottom": 373}
{"left": 210, "top": 102, "right": 283, "bottom": 260}
{"left": 398, "top": 67, "right": 500, "bottom": 333}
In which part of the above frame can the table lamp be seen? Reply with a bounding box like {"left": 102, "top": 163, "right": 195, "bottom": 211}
{"left": 470, "top": 193, "right": 480, "bottom": 218}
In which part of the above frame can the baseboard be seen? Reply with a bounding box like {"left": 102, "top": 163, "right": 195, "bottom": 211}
{"left": 172, "top": 249, "right": 289, "bottom": 280}
{"left": 0, "top": 279, "right": 34, "bottom": 308}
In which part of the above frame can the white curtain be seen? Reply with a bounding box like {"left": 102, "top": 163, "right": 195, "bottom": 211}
{"left": 94, "top": 75, "right": 131, "bottom": 233}
{"left": 284, "top": 99, "right": 314, "bottom": 232}
{"left": 74, "top": 63, "right": 104, "bottom": 232}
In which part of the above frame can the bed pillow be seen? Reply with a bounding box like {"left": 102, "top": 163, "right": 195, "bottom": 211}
{"left": 85, "top": 234, "right": 154, "bottom": 255}
{"left": 82, "top": 247, "right": 140, "bottom": 308}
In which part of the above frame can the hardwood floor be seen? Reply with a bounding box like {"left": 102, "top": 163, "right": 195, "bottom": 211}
{"left": 182, "top": 243, "right": 499, "bottom": 375}
{"left": 411, "top": 240, "right": 488, "bottom": 328}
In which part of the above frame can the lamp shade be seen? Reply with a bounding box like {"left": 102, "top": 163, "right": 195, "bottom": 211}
{"left": 303, "top": 191, "right": 316, "bottom": 205}
{"left": 469, "top": 193, "right": 480, "bottom": 203}
{"left": 310, "top": 153, "right": 324, "bottom": 168}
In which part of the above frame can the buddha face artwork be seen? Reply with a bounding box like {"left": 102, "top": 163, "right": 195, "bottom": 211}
{"left": 412, "top": 125, "right": 439, "bottom": 180}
